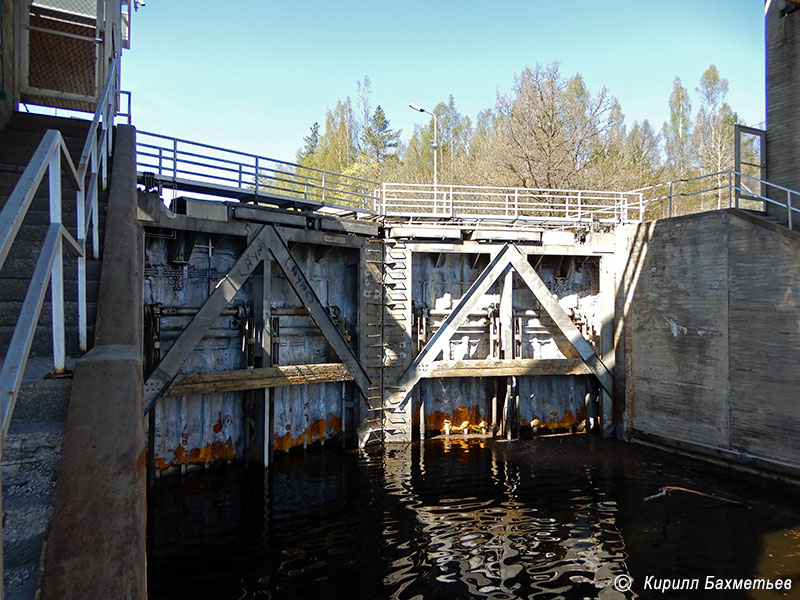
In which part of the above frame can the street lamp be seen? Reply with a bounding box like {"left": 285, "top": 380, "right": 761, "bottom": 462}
{"left": 409, "top": 103, "right": 438, "bottom": 192}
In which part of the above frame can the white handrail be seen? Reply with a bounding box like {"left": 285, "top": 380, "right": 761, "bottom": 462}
{"left": 628, "top": 169, "right": 800, "bottom": 232}
{"left": 381, "top": 182, "right": 638, "bottom": 225}
{"left": 0, "top": 53, "right": 120, "bottom": 446}
{"left": 135, "top": 130, "right": 381, "bottom": 212}
{"left": 0, "top": 133, "right": 83, "bottom": 447}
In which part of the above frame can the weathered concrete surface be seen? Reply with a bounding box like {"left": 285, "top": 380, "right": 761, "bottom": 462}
{"left": 623, "top": 212, "right": 730, "bottom": 449}
{"left": 728, "top": 212, "right": 800, "bottom": 465}
{"left": 39, "top": 346, "right": 145, "bottom": 600}
{"left": 94, "top": 125, "right": 143, "bottom": 349}
{"left": 766, "top": 1, "right": 800, "bottom": 224}
{"left": 622, "top": 209, "right": 800, "bottom": 474}
{"left": 40, "top": 126, "right": 146, "bottom": 599}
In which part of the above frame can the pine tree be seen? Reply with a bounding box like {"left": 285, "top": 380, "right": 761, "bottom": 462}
{"left": 364, "top": 105, "right": 400, "bottom": 164}
{"left": 297, "top": 122, "right": 320, "bottom": 162}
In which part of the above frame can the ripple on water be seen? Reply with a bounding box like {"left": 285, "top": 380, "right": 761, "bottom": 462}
{"left": 148, "top": 437, "right": 800, "bottom": 600}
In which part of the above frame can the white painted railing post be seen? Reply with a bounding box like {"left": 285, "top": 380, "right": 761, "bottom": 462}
{"left": 668, "top": 181, "right": 673, "bottom": 218}
{"left": 728, "top": 170, "right": 733, "bottom": 208}
{"left": 76, "top": 185, "right": 87, "bottom": 352}
{"left": 321, "top": 171, "right": 326, "bottom": 205}
{"left": 577, "top": 190, "right": 582, "bottom": 221}
{"left": 172, "top": 138, "right": 178, "bottom": 182}
{"left": 48, "top": 150, "right": 65, "bottom": 373}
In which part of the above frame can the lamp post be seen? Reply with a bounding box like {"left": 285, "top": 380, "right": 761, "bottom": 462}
{"left": 409, "top": 102, "right": 438, "bottom": 193}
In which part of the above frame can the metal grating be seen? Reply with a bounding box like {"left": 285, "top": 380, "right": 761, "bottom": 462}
{"left": 23, "top": 1, "right": 99, "bottom": 111}
{"left": 32, "top": 0, "right": 97, "bottom": 18}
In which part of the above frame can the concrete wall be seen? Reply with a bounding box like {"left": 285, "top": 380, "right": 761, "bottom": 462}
{"left": 622, "top": 209, "right": 800, "bottom": 474}
{"left": 766, "top": 1, "right": 800, "bottom": 221}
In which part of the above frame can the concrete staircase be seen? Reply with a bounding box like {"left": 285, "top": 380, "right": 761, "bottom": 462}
{"left": 0, "top": 113, "right": 107, "bottom": 600}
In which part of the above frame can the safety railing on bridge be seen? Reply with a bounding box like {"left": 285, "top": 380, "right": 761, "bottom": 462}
{"left": 133, "top": 130, "right": 800, "bottom": 233}
{"left": 136, "top": 132, "right": 381, "bottom": 213}
{"left": 380, "top": 183, "right": 644, "bottom": 226}
{"left": 629, "top": 169, "right": 800, "bottom": 230}
{"left": 0, "top": 53, "right": 118, "bottom": 446}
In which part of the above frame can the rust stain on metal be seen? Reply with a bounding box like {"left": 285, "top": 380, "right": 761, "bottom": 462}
{"left": 307, "top": 418, "right": 326, "bottom": 442}
{"left": 273, "top": 417, "right": 342, "bottom": 453}
{"left": 326, "top": 415, "right": 342, "bottom": 434}
{"left": 213, "top": 416, "right": 223, "bottom": 433}
{"left": 274, "top": 430, "right": 294, "bottom": 452}
{"left": 426, "top": 407, "right": 483, "bottom": 432}
{"left": 155, "top": 437, "right": 237, "bottom": 470}
{"left": 524, "top": 407, "right": 587, "bottom": 430}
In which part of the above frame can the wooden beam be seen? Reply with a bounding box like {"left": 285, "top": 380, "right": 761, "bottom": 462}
{"left": 426, "top": 358, "right": 590, "bottom": 378}
{"left": 165, "top": 363, "right": 352, "bottom": 397}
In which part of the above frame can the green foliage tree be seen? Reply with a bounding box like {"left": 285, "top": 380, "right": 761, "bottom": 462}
{"left": 624, "top": 119, "right": 662, "bottom": 187}
{"left": 292, "top": 62, "right": 752, "bottom": 214}
{"left": 300, "top": 99, "right": 357, "bottom": 174}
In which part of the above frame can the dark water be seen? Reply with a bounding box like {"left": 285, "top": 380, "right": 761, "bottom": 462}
{"left": 147, "top": 437, "right": 800, "bottom": 599}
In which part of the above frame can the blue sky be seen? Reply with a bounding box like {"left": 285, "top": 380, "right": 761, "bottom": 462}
{"left": 122, "top": 1, "right": 766, "bottom": 163}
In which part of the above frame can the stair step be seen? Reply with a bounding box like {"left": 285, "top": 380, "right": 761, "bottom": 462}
{"left": 3, "top": 562, "right": 40, "bottom": 600}
{"left": 11, "top": 378, "right": 72, "bottom": 424}
{"left": 0, "top": 256, "right": 103, "bottom": 280}
{"left": 0, "top": 277, "right": 101, "bottom": 303}
{"left": 0, "top": 130, "right": 89, "bottom": 152}
{"left": 6, "top": 113, "right": 93, "bottom": 140}
{"left": 0, "top": 324, "right": 92, "bottom": 358}
{"left": 1, "top": 496, "right": 53, "bottom": 569}
{"left": 0, "top": 301, "right": 97, "bottom": 328}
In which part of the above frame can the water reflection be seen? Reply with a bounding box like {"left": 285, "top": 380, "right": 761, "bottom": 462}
{"left": 381, "top": 442, "right": 633, "bottom": 599}
{"left": 147, "top": 437, "right": 800, "bottom": 600}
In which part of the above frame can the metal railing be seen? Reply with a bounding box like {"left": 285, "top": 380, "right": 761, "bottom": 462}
{"left": 0, "top": 54, "right": 118, "bottom": 447}
{"left": 136, "top": 132, "right": 381, "bottom": 213}
{"left": 628, "top": 169, "right": 800, "bottom": 230}
{"left": 132, "top": 131, "right": 800, "bottom": 233}
{"left": 381, "top": 183, "right": 643, "bottom": 225}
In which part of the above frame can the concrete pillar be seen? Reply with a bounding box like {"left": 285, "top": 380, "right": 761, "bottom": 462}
{"left": 599, "top": 256, "right": 616, "bottom": 437}
{"left": 766, "top": 2, "right": 800, "bottom": 225}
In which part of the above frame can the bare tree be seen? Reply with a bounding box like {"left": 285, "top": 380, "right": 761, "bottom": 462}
{"left": 495, "top": 62, "right": 617, "bottom": 189}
